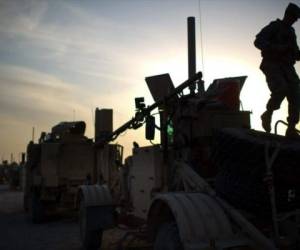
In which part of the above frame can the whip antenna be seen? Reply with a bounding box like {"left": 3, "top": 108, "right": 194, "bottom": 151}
{"left": 198, "top": 0, "right": 205, "bottom": 77}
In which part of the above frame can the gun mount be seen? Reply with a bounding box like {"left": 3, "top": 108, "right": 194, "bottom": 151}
{"left": 96, "top": 71, "right": 203, "bottom": 146}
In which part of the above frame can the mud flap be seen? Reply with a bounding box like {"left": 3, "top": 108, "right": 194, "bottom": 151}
{"left": 78, "top": 184, "right": 115, "bottom": 231}
{"left": 85, "top": 205, "right": 115, "bottom": 231}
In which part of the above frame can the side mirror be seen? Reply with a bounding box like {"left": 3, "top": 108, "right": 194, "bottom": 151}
{"left": 145, "top": 115, "right": 155, "bottom": 140}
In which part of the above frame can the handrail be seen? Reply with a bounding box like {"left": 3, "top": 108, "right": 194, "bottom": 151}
{"left": 274, "top": 120, "right": 300, "bottom": 135}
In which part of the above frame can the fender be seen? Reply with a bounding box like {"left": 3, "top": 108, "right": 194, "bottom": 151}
{"left": 78, "top": 184, "right": 113, "bottom": 207}
{"left": 148, "top": 192, "right": 250, "bottom": 250}
{"left": 78, "top": 184, "right": 115, "bottom": 231}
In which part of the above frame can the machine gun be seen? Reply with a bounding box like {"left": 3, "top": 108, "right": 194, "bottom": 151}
{"left": 96, "top": 71, "right": 203, "bottom": 146}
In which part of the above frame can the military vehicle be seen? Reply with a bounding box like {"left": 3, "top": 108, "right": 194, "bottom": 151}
{"left": 7, "top": 161, "right": 21, "bottom": 189}
{"left": 77, "top": 17, "right": 300, "bottom": 250}
{"left": 0, "top": 160, "right": 8, "bottom": 184}
{"left": 23, "top": 120, "right": 117, "bottom": 223}
{"left": 0, "top": 158, "right": 23, "bottom": 189}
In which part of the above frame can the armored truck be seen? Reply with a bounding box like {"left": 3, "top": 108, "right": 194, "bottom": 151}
{"left": 77, "top": 17, "right": 300, "bottom": 250}
{"left": 24, "top": 121, "right": 96, "bottom": 222}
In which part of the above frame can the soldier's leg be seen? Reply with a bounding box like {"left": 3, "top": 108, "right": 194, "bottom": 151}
{"left": 260, "top": 64, "right": 287, "bottom": 132}
{"left": 284, "top": 66, "right": 300, "bottom": 137}
{"left": 265, "top": 73, "right": 287, "bottom": 112}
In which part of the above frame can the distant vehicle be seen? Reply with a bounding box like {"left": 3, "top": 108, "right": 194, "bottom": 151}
{"left": 0, "top": 160, "right": 8, "bottom": 184}
{"left": 23, "top": 121, "right": 115, "bottom": 223}
{"left": 0, "top": 159, "right": 23, "bottom": 188}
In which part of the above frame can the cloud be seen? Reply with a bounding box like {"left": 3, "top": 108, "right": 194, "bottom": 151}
{"left": 0, "top": 1, "right": 190, "bottom": 160}
{"left": 0, "top": 1, "right": 158, "bottom": 94}
{"left": 0, "top": 64, "right": 86, "bottom": 123}
{"left": 0, "top": 0, "right": 182, "bottom": 75}
{"left": 0, "top": 62, "right": 95, "bottom": 159}
{"left": 0, "top": 0, "right": 48, "bottom": 34}
{"left": 0, "top": 62, "right": 152, "bottom": 160}
{"left": 0, "top": 62, "right": 146, "bottom": 133}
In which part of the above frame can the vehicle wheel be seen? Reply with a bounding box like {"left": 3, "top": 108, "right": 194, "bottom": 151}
{"left": 79, "top": 199, "right": 103, "bottom": 250}
{"left": 154, "top": 222, "right": 183, "bottom": 250}
{"left": 31, "top": 191, "right": 44, "bottom": 223}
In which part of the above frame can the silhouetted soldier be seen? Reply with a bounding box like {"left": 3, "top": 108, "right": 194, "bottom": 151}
{"left": 254, "top": 3, "right": 300, "bottom": 137}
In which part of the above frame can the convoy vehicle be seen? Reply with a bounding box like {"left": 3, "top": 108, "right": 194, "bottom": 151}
{"left": 77, "top": 17, "right": 300, "bottom": 250}
{"left": 23, "top": 120, "right": 120, "bottom": 222}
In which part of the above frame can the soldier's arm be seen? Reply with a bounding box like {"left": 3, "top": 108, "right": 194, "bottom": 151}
{"left": 294, "top": 40, "right": 300, "bottom": 60}
{"left": 295, "top": 49, "right": 300, "bottom": 61}
{"left": 291, "top": 28, "right": 300, "bottom": 61}
{"left": 294, "top": 35, "right": 300, "bottom": 61}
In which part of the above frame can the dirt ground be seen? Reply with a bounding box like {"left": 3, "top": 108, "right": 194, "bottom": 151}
{"left": 0, "top": 185, "right": 149, "bottom": 250}
{"left": 0, "top": 185, "right": 82, "bottom": 250}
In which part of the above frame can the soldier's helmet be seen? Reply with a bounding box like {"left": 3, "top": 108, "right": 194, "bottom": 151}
{"left": 285, "top": 3, "right": 300, "bottom": 19}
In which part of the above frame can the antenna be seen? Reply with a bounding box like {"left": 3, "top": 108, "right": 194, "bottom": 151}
{"left": 91, "top": 106, "right": 95, "bottom": 140}
{"left": 32, "top": 127, "right": 35, "bottom": 142}
{"left": 187, "top": 16, "right": 196, "bottom": 95}
{"left": 187, "top": 16, "right": 205, "bottom": 96}
{"left": 198, "top": 0, "right": 205, "bottom": 76}
{"left": 21, "top": 153, "right": 26, "bottom": 164}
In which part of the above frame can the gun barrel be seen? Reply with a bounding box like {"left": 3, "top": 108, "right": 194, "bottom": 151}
{"left": 97, "top": 71, "right": 202, "bottom": 146}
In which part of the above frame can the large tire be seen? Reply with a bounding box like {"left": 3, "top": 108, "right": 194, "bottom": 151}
{"left": 79, "top": 199, "right": 103, "bottom": 250}
{"left": 212, "top": 128, "right": 300, "bottom": 218}
{"left": 154, "top": 222, "right": 183, "bottom": 250}
{"left": 30, "top": 192, "right": 44, "bottom": 223}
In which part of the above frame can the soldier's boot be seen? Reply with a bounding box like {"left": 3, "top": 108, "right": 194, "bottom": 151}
{"left": 285, "top": 124, "right": 300, "bottom": 138}
{"left": 261, "top": 110, "right": 273, "bottom": 133}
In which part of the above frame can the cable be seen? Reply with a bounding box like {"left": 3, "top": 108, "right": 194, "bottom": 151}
{"left": 264, "top": 142, "right": 281, "bottom": 247}
{"left": 198, "top": 0, "right": 205, "bottom": 76}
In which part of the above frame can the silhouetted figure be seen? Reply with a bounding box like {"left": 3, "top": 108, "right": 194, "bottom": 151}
{"left": 254, "top": 3, "right": 300, "bottom": 137}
